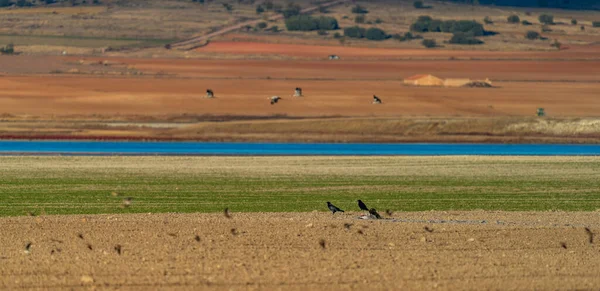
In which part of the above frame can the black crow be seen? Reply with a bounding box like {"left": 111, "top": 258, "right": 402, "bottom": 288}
{"left": 327, "top": 202, "right": 344, "bottom": 214}
{"left": 357, "top": 200, "right": 369, "bottom": 211}
{"left": 369, "top": 208, "right": 382, "bottom": 219}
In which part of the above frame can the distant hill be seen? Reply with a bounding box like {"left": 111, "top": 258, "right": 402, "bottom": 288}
{"left": 442, "top": 0, "right": 600, "bottom": 10}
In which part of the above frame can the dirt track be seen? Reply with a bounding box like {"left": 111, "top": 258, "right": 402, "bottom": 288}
{"left": 1, "top": 211, "right": 599, "bottom": 290}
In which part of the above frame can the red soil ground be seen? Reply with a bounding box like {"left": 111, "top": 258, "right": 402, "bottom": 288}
{"left": 0, "top": 76, "right": 598, "bottom": 117}
{"left": 196, "top": 41, "right": 600, "bottom": 60}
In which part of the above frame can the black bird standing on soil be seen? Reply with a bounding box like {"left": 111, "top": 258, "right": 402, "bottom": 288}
{"left": 327, "top": 202, "right": 344, "bottom": 214}
{"left": 369, "top": 208, "right": 382, "bottom": 219}
{"left": 357, "top": 200, "right": 369, "bottom": 212}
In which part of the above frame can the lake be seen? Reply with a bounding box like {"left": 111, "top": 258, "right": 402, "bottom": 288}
{"left": 0, "top": 141, "right": 599, "bottom": 155}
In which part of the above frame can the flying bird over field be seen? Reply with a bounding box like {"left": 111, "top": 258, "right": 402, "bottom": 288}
{"left": 327, "top": 202, "right": 344, "bottom": 214}
{"left": 369, "top": 208, "right": 382, "bottom": 219}
{"left": 357, "top": 200, "right": 369, "bottom": 211}
{"left": 270, "top": 96, "right": 282, "bottom": 105}
{"left": 373, "top": 95, "right": 382, "bottom": 104}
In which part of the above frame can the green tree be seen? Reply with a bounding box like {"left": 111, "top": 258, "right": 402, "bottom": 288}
{"left": 413, "top": 0, "right": 424, "bottom": 8}
{"left": 256, "top": 5, "right": 264, "bottom": 14}
{"left": 365, "top": 27, "right": 388, "bottom": 40}
{"left": 526, "top": 30, "right": 540, "bottom": 40}
{"left": 421, "top": 39, "right": 436, "bottom": 48}
{"left": 344, "top": 26, "right": 366, "bottom": 38}
{"left": 538, "top": 14, "right": 554, "bottom": 25}
{"left": 351, "top": 4, "right": 368, "bottom": 14}
{"left": 507, "top": 15, "right": 520, "bottom": 24}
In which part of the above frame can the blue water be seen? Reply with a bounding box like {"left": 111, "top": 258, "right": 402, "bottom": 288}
{"left": 0, "top": 141, "right": 599, "bottom": 155}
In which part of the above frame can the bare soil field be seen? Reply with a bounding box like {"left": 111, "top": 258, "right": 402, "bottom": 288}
{"left": 1, "top": 211, "right": 599, "bottom": 290}
{"left": 0, "top": 49, "right": 599, "bottom": 142}
{"left": 0, "top": 76, "right": 598, "bottom": 116}
{"left": 195, "top": 41, "right": 600, "bottom": 60}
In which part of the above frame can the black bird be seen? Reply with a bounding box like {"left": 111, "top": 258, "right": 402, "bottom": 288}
{"left": 327, "top": 202, "right": 344, "bottom": 214}
{"left": 369, "top": 208, "right": 382, "bottom": 219}
{"left": 357, "top": 200, "right": 369, "bottom": 211}
{"left": 373, "top": 95, "right": 382, "bottom": 104}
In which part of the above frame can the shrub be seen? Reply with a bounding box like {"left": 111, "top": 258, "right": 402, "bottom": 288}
{"left": 539, "top": 14, "right": 554, "bottom": 25}
{"left": 411, "top": 17, "right": 484, "bottom": 36}
{"left": 0, "top": 43, "right": 14, "bottom": 55}
{"left": 551, "top": 39, "right": 561, "bottom": 50}
{"left": 257, "top": 22, "right": 268, "bottom": 29}
{"left": 318, "top": 5, "right": 329, "bottom": 13}
{"left": 421, "top": 39, "right": 436, "bottom": 48}
{"left": 333, "top": 32, "right": 341, "bottom": 38}
{"left": 484, "top": 16, "right": 493, "bottom": 24}
{"left": 351, "top": 4, "right": 368, "bottom": 14}
{"left": 541, "top": 25, "right": 552, "bottom": 32}
{"left": 365, "top": 27, "right": 388, "bottom": 40}
{"left": 344, "top": 26, "right": 366, "bottom": 38}
{"left": 283, "top": 3, "right": 301, "bottom": 18}
{"left": 375, "top": 18, "right": 383, "bottom": 24}
{"left": 571, "top": 19, "right": 577, "bottom": 25}
{"left": 355, "top": 15, "right": 365, "bottom": 23}
{"left": 285, "top": 15, "right": 338, "bottom": 31}
{"left": 342, "top": 15, "right": 348, "bottom": 19}
{"left": 507, "top": 15, "right": 520, "bottom": 24}
{"left": 256, "top": 5, "right": 265, "bottom": 14}
{"left": 526, "top": 30, "right": 541, "bottom": 40}
{"left": 521, "top": 20, "right": 532, "bottom": 26}
{"left": 413, "top": 0, "right": 424, "bottom": 8}
{"left": 264, "top": 0, "right": 273, "bottom": 10}
{"left": 593, "top": 21, "right": 600, "bottom": 27}
{"left": 449, "top": 33, "right": 484, "bottom": 45}
{"left": 222, "top": 3, "right": 233, "bottom": 11}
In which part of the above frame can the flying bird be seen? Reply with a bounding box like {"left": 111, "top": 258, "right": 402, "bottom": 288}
{"left": 373, "top": 95, "right": 382, "bottom": 104}
{"left": 369, "top": 208, "right": 382, "bottom": 219}
{"left": 327, "top": 202, "right": 344, "bottom": 214}
{"left": 270, "top": 96, "right": 282, "bottom": 105}
{"left": 357, "top": 200, "right": 369, "bottom": 211}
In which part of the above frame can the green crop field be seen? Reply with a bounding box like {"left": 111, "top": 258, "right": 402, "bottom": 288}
{"left": 1, "top": 156, "right": 599, "bottom": 217}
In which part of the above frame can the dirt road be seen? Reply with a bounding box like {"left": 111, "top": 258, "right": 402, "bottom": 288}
{"left": 169, "top": 0, "right": 349, "bottom": 49}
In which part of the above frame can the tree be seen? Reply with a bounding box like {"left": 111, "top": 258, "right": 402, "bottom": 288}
{"left": 365, "top": 27, "right": 388, "bottom": 40}
{"left": 285, "top": 15, "right": 338, "bottom": 31}
{"left": 0, "top": 0, "right": 11, "bottom": 6}
{"left": 593, "top": 21, "right": 600, "bottom": 28}
{"left": 0, "top": 43, "right": 15, "bottom": 55}
{"left": 257, "top": 22, "right": 267, "bottom": 29}
{"left": 421, "top": 39, "right": 436, "bottom": 48}
{"left": 507, "top": 15, "right": 520, "bottom": 24}
{"left": 526, "top": 30, "right": 540, "bottom": 40}
{"left": 222, "top": 3, "right": 233, "bottom": 12}
{"left": 538, "top": 14, "right": 554, "bottom": 25}
{"left": 351, "top": 4, "right": 368, "bottom": 14}
{"left": 413, "top": 0, "right": 424, "bottom": 8}
{"left": 282, "top": 2, "right": 301, "bottom": 18}
{"left": 449, "top": 32, "right": 484, "bottom": 45}
{"left": 256, "top": 5, "right": 264, "bottom": 14}
{"left": 344, "top": 26, "right": 366, "bottom": 38}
